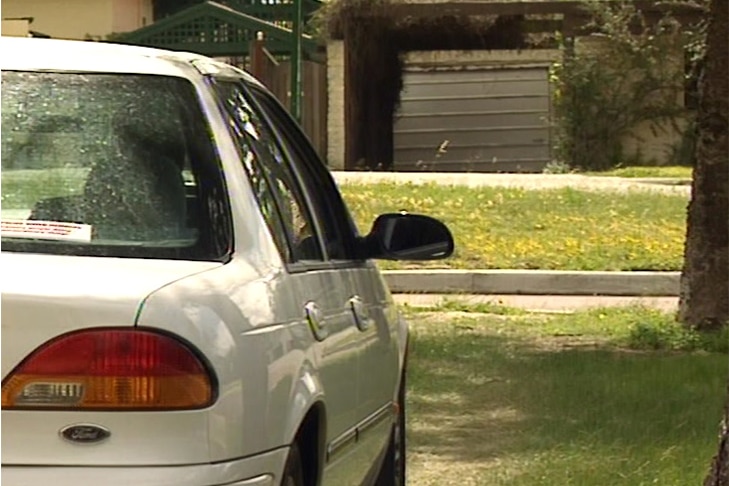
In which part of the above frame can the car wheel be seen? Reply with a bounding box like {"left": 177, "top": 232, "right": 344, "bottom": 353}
{"left": 375, "top": 376, "right": 406, "bottom": 486}
{"left": 281, "top": 442, "right": 305, "bottom": 486}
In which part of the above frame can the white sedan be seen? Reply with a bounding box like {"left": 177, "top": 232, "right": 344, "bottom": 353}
{"left": 0, "top": 36, "right": 454, "bottom": 486}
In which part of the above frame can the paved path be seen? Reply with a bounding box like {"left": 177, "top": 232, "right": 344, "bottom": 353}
{"left": 333, "top": 171, "right": 691, "bottom": 196}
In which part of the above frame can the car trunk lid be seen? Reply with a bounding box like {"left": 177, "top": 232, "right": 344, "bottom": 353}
{"left": 1, "top": 252, "right": 220, "bottom": 381}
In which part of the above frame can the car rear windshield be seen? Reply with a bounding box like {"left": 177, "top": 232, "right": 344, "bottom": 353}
{"left": 1, "top": 71, "right": 231, "bottom": 260}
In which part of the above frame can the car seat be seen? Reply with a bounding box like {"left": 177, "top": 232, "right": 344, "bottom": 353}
{"left": 83, "top": 119, "right": 187, "bottom": 242}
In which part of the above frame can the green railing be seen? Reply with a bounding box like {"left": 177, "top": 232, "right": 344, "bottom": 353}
{"left": 119, "top": 0, "right": 321, "bottom": 57}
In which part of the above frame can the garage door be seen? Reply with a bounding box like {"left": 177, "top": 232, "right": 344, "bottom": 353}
{"left": 393, "top": 66, "right": 551, "bottom": 172}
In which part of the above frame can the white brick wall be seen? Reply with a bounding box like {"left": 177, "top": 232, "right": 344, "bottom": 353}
{"left": 326, "top": 40, "right": 346, "bottom": 170}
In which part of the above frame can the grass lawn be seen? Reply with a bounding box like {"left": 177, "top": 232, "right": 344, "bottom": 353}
{"left": 585, "top": 166, "right": 693, "bottom": 179}
{"left": 340, "top": 183, "right": 687, "bottom": 271}
{"left": 404, "top": 305, "right": 728, "bottom": 485}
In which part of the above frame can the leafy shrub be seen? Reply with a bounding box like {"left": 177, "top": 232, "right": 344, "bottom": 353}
{"left": 626, "top": 317, "right": 728, "bottom": 353}
{"left": 627, "top": 320, "right": 701, "bottom": 350}
{"left": 551, "top": 1, "right": 707, "bottom": 171}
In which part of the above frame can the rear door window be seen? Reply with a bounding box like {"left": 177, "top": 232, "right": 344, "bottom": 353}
{"left": 247, "top": 87, "right": 362, "bottom": 262}
{"left": 212, "top": 79, "right": 326, "bottom": 265}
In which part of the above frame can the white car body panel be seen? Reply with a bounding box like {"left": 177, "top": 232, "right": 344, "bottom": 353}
{"left": 0, "top": 35, "right": 415, "bottom": 486}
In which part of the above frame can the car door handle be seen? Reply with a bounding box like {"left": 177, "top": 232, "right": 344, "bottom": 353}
{"left": 349, "top": 296, "right": 372, "bottom": 332}
{"left": 305, "top": 301, "right": 328, "bottom": 341}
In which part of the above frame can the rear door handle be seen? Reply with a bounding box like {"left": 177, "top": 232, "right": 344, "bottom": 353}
{"left": 349, "top": 296, "right": 372, "bottom": 332}
{"left": 305, "top": 301, "right": 328, "bottom": 341}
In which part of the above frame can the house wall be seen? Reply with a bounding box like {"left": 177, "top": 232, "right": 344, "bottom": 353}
{"left": 623, "top": 118, "right": 689, "bottom": 165}
{"left": 112, "top": 0, "right": 154, "bottom": 34}
{"left": 1, "top": 19, "right": 31, "bottom": 37}
{"left": 2, "top": 0, "right": 152, "bottom": 40}
{"left": 2, "top": 0, "right": 113, "bottom": 39}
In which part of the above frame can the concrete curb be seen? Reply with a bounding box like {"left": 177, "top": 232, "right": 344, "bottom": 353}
{"left": 382, "top": 270, "right": 680, "bottom": 297}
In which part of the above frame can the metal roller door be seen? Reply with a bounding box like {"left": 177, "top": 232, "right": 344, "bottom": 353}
{"left": 393, "top": 66, "right": 551, "bottom": 172}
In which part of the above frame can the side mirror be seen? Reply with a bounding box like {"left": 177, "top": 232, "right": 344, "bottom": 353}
{"left": 360, "top": 213, "right": 454, "bottom": 261}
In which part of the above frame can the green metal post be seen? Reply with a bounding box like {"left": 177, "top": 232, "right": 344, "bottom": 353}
{"left": 290, "top": 0, "right": 303, "bottom": 122}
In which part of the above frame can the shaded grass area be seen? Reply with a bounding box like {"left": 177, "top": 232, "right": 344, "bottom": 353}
{"left": 405, "top": 309, "right": 728, "bottom": 485}
{"left": 340, "top": 183, "right": 686, "bottom": 271}
{"left": 585, "top": 166, "right": 692, "bottom": 179}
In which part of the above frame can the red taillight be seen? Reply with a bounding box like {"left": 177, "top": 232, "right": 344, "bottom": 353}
{"left": 2, "top": 328, "right": 215, "bottom": 410}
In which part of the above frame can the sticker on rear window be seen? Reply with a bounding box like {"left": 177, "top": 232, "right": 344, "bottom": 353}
{"left": 1, "top": 219, "right": 92, "bottom": 242}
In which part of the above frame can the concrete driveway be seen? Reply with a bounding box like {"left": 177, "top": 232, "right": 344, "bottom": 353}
{"left": 333, "top": 171, "right": 691, "bottom": 196}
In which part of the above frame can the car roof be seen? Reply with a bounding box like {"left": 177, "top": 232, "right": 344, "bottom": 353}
{"left": 0, "top": 36, "right": 264, "bottom": 87}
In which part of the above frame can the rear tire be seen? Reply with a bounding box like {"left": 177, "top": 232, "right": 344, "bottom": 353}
{"left": 282, "top": 442, "right": 305, "bottom": 486}
{"left": 375, "top": 377, "right": 406, "bottom": 486}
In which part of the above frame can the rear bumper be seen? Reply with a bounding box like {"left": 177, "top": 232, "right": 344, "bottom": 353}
{"left": 2, "top": 447, "right": 288, "bottom": 486}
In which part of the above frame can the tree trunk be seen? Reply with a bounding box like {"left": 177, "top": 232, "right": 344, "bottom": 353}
{"left": 705, "top": 380, "right": 729, "bottom": 486}
{"left": 686, "top": 1, "right": 729, "bottom": 484}
{"left": 677, "top": 0, "right": 729, "bottom": 332}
